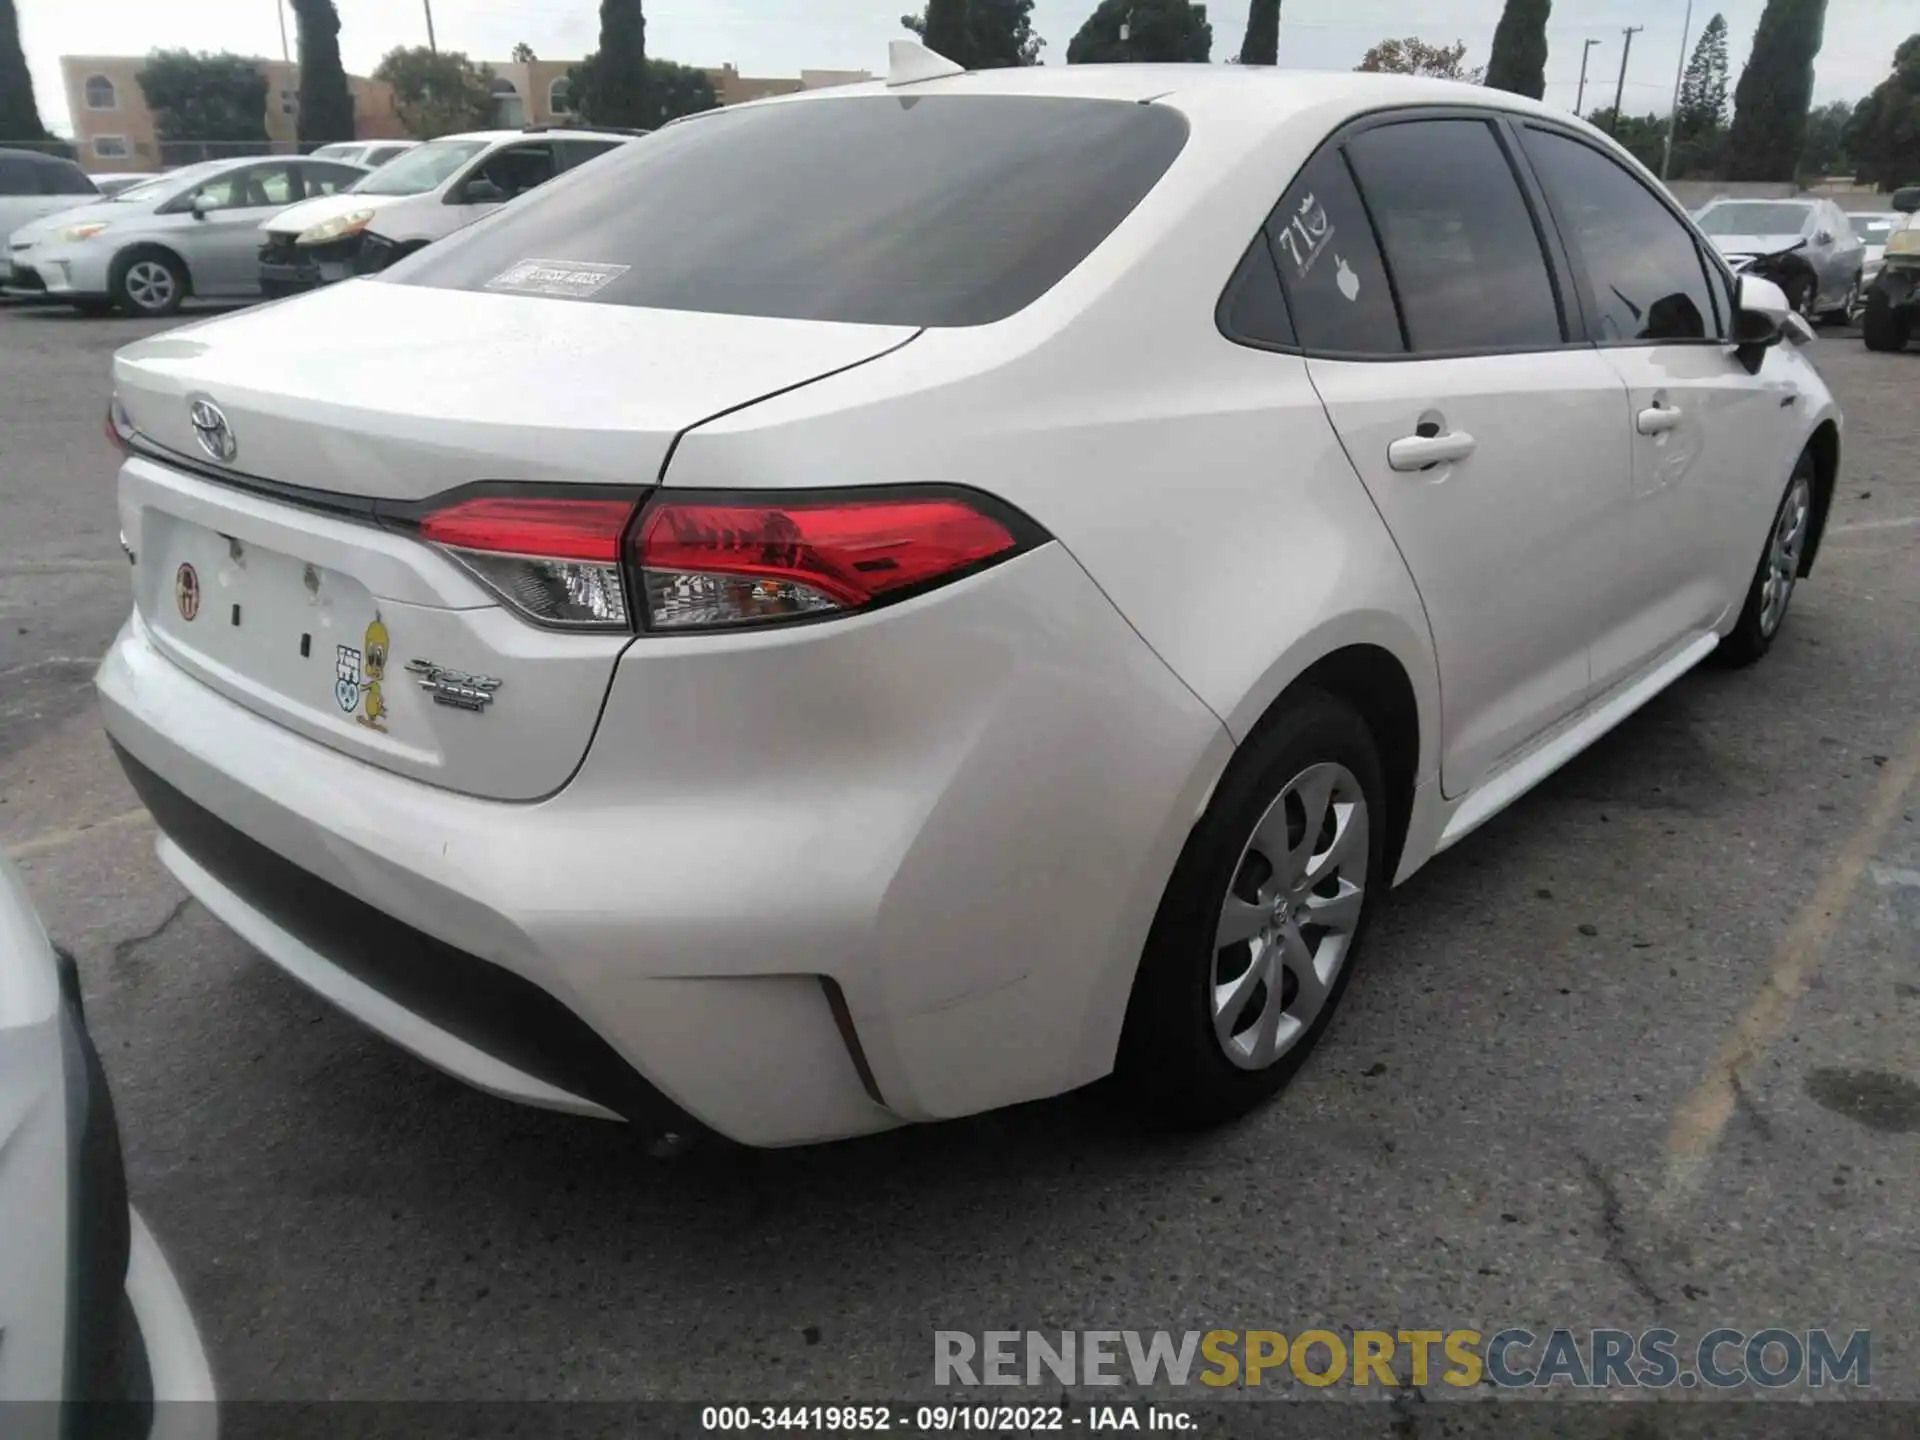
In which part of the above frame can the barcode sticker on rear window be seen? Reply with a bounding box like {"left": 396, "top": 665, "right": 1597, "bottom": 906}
{"left": 483, "top": 258, "right": 630, "bottom": 299}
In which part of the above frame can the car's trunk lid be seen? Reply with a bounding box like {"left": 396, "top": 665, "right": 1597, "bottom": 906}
{"left": 111, "top": 280, "right": 917, "bottom": 800}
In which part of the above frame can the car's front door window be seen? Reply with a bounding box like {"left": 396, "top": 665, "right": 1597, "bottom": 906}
{"left": 1519, "top": 128, "right": 1720, "bottom": 344}
{"left": 462, "top": 144, "right": 559, "bottom": 203}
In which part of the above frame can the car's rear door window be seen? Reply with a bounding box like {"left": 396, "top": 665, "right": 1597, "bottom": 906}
{"left": 1343, "top": 118, "right": 1565, "bottom": 353}
{"left": 39, "top": 159, "right": 98, "bottom": 197}
{"left": 0, "top": 155, "right": 36, "bottom": 196}
{"left": 392, "top": 95, "right": 1189, "bottom": 327}
{"left": 1520, "top": 127, "right": 1721, "bottom": 344}
{"left": 1264, "top": 145, "right": 1405, "bottom": 355}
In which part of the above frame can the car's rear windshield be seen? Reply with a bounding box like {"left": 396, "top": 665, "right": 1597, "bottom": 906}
{"left": 1696, "top": 202, "right": 1811, "bottom": 236}
{"left": 389, "top": 95, "right": 1190, "bottom": 327}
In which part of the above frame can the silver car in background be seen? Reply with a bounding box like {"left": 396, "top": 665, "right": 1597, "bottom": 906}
{"left": 1693, "top": 196, "right": 1866, "bottom": 324}
{"left": 4, "top": 154, "right": 365, "bottom": 316}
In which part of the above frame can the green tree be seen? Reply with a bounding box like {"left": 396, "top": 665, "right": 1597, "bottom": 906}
{"left": 137, "top": 51, "right": 269, "bottom": 158}
{"left": 901, "top": 0, "right": 1045, "bottom": 68}
{"left": 1797, "top": 97, "right": 1853, "bottom": 177}
{"left": 1670, "top": 13, "right": 1730, "bottom": 177}
{"left": 575, "top": 0, "right": 648, "bottom": 128}
{"left": 1484, "top": 0, "right": 1550, "bottom": 99}
{"left": 1586, "top": 107, "right": 1667, "bottom": 170}
{"left": 1239, "top": 0, "right": 1279, "bottom": 66}
{"left": 291, "top": 0, "right": 355, "bottom": 147}
{"left": 0, "top": 0, "right": 55, "bottom": 145}
{"left": 372, "top": 46, "right": 495, "bottom": 138}
{"left": 1724, "top": 0, "right": 1828, "bottom": 181}
{"left": 512, "top": 42, "right": 537, "bottom": 64}
{"left": 1355, "top": 37, "right": 1483, "bottom": 82}
{"left": 1844, "top": 35, "right": 1920, "bottom": 190}
{"left": 566, "top": 54, "right": 714, "bottom": 126}
{"left": 1067, "top": 0, "right": 1212, "bottom": 64}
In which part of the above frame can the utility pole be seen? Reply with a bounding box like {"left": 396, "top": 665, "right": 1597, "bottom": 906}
{"left": 1575, "top": 37, "right": 1602, "bottom": 116}
{"left": 1661, "top": 0, "right": 1695, "bottom": 180}
{"left": 423, "top": 0, "right": 438, "bottom": 53}
{"left": 1609, "top": 25, "right": 1643, "bottom": 136}
{"left": 276, "top": 0, "right": 290, "bottom": 63}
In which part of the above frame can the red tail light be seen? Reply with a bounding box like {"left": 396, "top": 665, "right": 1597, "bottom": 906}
{"left": 414, "top": 494, "right": 639, "bottom": 630}
{"left": 631, "top": 491, "right": 1037, "bottom": 631}
{"left": 105, "top": 396, "right": 135, "bottom": 454}
{"left": 407, "top": 487, "right": 1043, "bottom": 634}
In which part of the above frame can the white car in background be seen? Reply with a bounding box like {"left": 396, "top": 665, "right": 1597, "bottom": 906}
{"left": 0, "top": 857, "right": 214, "bottom": 1432}
{"left": 1851, "top": 211, "right": 1902, "bottom": 302}
{"left": 0, "top": 149, "right": 100, "bottom": 284}
{"left": 257, "top": 126, "right": 639, "bottom": 296}
{"left": 101, "top": 55, "right": 1838, "bottom": 1150}
{"left": 307, "top": 139, "right": 419, "bottom": 170}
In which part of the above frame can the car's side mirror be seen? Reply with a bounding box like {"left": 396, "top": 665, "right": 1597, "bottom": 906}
{"left": 1731, "top": 273, "right": 1812, "bottom": 373}
{"left": 1892, "top": 186, "right": 1920, "bottom": 215}
{"left": 190, "top": 195, "right": 211, "bottom": 220}
{"left": 462, "top": 178, "right": 506, "bottom": 205}
{"left": 1814, "top": 228, "right": 1834, "bottom": 246}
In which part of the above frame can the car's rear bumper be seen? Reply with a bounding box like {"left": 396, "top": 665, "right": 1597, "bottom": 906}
{"left": 98, "top": 545, "right": 1231, "bottom": 1147}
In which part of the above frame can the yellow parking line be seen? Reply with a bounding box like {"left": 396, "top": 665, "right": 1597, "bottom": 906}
{"left": 1659, "top": 715, "right": 1920, "bottom": 1210}
{"left": 4, "top": 807, "right": 152, "bottom": 861}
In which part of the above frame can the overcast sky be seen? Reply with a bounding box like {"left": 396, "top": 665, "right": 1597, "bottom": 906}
{"left": 17, "top": 0, "right": 1912, "bottom": 135}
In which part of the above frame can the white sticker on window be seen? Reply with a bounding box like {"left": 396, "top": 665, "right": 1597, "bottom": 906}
{"left": 1335, "top": 255, "right": 1361, "bottom": 302}
{"left": 483, "top": 258, "right": 630, "bottom": 299}
{"left": 1274, "top": 192, "right": 1336, "bottom": 278}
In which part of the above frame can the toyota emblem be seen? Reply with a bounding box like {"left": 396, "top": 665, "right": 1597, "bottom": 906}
{"left": 188, "top": 398, "right": 237, "bottom": 463}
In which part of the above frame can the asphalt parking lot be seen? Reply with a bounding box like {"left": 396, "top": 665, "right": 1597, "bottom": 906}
{"left": 3, "top": 297, "right": 1918, "bottom": 1415}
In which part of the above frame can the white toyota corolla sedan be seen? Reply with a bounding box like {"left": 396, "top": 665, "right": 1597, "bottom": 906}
{"left": 96, "top": 53, "right": 1839, "bottom": 1149}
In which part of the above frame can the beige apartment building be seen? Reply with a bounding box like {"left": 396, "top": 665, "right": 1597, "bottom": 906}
{"left": 59, "top": 54, "right": 873, "bottom": 173}
{"left": 60, "top": 55, "right": 406, "bottom": 171}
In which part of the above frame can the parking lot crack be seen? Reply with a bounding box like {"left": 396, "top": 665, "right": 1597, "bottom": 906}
{"left": 1576, "top": 1152, "right": 1664, "bottom": 1311}
{"left": 112, "top": 894, "right": 192, "bottom": 968}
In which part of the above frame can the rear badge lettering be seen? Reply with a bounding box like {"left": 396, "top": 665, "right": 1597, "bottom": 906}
{"left": 175, "top": 563, "right": 200, "bottom": 622}
{"left": 483, "top": 258, "right": 629, "bottom": 301}
{"left": 335, "top": 617, "right": 391, "bottom": 731}
{"left": 406, "top": 659, "right": 503, "bottom": 713}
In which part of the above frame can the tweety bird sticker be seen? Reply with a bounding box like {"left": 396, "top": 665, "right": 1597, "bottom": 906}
{"left": 356, "top": 616, "right": 390, "bottom": 731}
{"left": 335, "top": 617, "right": 391, "bottom": 732}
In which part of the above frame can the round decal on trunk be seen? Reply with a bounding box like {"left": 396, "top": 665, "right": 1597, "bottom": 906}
{"left": 175, "top": 562, "right": 200, "bottom": 621}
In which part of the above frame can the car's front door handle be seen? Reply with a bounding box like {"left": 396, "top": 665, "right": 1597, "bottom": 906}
{"left": 1636, "top": 403, "right": 1684, "bottom": 436}
{"left": 1387, "top": 431, "right": 1476, "bottom": 472}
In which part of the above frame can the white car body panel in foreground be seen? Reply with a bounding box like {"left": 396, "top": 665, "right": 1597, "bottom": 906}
{"left": 99, "top": 66, "right": 1840, "bottom": 1146}
{"left": 0, "top": 857, "right": 214, "bottom": 1429}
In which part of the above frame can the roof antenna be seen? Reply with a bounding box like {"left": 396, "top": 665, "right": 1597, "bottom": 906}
{"left": 887, "top": 39, "right": 966, "bottom": 87}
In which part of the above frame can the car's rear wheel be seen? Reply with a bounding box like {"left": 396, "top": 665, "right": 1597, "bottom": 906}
{"left": 1117, "top": 690, "right": 1385, "bottom": 1127}
{"left": 110, "top": 250, "right": 186, "bottom": 317}
{"left": 1720, "top": 453, "right": 1815, "bottom": 667}
{"left": 1862, "top": 288, "right": 1911, "bottom": 352}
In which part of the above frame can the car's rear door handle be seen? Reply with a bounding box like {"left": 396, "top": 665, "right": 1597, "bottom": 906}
{"left": 1387, "top": 431, "right": 1476, "bottom": 472}
{"left": 1636, "top": 402, "right": 1684, "bottom": 436}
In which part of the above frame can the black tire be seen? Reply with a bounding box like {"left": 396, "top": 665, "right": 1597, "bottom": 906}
{"left": 108, "top": 248, "right": 187, "bottom": 317}
{"left": 1116, "top": 689, "right": 1388, "bottom": 1128}
{"left": 1719, "top": 450, "right": 1817, "bottom": 668}
{"left": 1862, "top": 289, "right": 1911, "bottom": 352}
